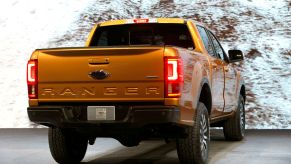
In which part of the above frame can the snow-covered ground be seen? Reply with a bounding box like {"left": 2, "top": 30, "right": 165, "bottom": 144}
{"left": 0, "top": 0, "right": 95, "bottom": 127}
{"left": 0, "top": 0, "right": 290, "bottom": 128}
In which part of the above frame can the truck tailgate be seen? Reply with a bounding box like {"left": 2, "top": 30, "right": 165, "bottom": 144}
{"left": 37, "top": 47, "right": 165, "bottom": 102}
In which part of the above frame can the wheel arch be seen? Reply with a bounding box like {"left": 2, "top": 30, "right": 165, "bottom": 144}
{"left": 197, "top": 78, "right": 212, "bottom": 115}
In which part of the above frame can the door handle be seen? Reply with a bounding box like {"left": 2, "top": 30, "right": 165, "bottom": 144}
{"left": 88, "top": 58, "right": 110, "bottom": 65}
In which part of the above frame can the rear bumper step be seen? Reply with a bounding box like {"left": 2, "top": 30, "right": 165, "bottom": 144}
{"left": 27, "top": 105, "right": 180, "bottom": 128}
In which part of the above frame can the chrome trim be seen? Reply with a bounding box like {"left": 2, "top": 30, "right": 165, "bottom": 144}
{"left": 146, "top": 76, "right": 159, "bottom": 79}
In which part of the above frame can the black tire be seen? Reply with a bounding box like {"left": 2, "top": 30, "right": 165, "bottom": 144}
{"left": 223, "top": 95, "right": 245, "bottom": 141}
{"left": 48, "top": 127, "right": 88, "bottom": 164}
{"left": 176, "top": 102, "right": 210, "bottom": 164}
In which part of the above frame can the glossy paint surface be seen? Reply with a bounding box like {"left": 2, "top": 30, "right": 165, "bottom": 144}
{"left": 29, "top": 18, "right": 243, "bottom": 126}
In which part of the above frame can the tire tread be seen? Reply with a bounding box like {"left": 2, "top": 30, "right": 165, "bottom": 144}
{"left": 176, "top": 102, "right": 209, "bottom": 164}
{"left": 48, "top": 128, "right": 87, "bottom": 164}
{"left": 223, "top": 95, "right": 245, "bottom": 141}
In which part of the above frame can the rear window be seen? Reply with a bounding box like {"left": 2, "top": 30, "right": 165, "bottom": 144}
{"left": 90, "top": 23, "right": 194, "bottom": 49}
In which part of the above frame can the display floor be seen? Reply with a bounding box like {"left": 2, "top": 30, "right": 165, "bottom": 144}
{"left": 0, "top": 129, "right": 290, "bottom": 164}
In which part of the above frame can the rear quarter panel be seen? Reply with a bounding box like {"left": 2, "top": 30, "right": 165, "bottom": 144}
{"left": 174, "top": 21, "right": 212, "bottom": 126}
{"left": 165, "top": 47, "right": 210, "bottom": 126}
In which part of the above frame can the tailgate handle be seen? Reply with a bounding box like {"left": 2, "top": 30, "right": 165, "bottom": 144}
{"left": 88, "top": 58, "right": 110, "bottom": 65}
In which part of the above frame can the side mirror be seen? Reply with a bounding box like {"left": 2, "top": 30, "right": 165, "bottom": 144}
{"left": 228, "top": 50, "right": 244, "bottom": 63}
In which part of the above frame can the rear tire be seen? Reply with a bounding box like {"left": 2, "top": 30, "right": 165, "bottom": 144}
{"left": 176, "top": 102, "right": 210, "bottom": 164}
{"left": 223, "top": 95, "right": 245, "bottom": 141}
{"left": 48, "top": 127, "right": 88, "bottom": 164}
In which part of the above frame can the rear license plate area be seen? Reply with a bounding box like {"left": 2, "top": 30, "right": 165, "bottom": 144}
{"left": 87, "top": 106, "right": 115, "bottom": 120}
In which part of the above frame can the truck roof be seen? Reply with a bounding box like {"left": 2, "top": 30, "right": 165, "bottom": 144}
{"left": 98, "top": 18, "right": 208, "bottom": 30}
{"left": 99, "top": 18, "right": 186, "bottom": 26}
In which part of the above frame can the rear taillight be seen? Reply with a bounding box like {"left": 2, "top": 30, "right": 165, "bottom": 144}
{"left": 164, "top": 57, "right": 183, "bottom": 98}
{"left": 27, "top": 60, "right": 38, "bottom": 99}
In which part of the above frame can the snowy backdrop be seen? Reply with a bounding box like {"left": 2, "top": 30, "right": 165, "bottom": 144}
{"left": 0, "top": 0, "right": 290, "bottom": 128}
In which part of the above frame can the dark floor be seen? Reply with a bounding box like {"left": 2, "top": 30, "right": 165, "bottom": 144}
{"left": 0, "top": 129, "right": 290, "bottom": 164}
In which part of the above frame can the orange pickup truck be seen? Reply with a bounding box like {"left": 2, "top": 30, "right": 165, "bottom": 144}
{"left": 27, "top": 18, "right": 245, "bottom": 164}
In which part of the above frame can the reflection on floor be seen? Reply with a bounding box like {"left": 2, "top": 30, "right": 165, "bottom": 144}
{"left": 0, "top": 129, "right": 290, "bottom": 164}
